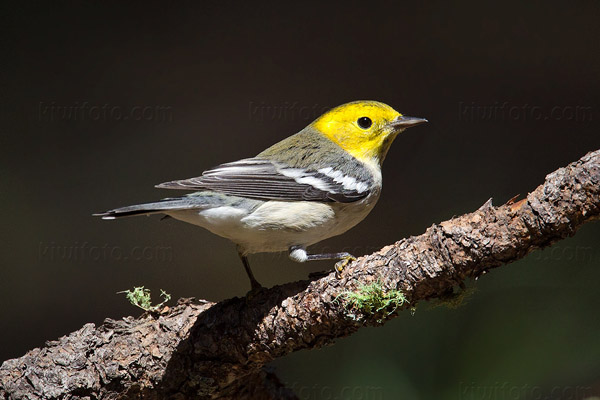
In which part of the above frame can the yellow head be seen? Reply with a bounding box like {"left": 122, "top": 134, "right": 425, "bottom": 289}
{"left": 313, "top": 100, "right": 427, "bottom": 165}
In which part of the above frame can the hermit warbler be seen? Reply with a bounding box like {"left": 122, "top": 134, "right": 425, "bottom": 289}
{"left": 95, "top": 101, "right": 427, "bottom": 289}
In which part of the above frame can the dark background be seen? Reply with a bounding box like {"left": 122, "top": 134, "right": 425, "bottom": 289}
{"left": 2, "top": 1, "right": 600, "bottom": 399}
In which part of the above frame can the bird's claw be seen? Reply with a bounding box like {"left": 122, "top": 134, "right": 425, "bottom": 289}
{"left": 334, "top": 255, "right": 356, "bottom": 279}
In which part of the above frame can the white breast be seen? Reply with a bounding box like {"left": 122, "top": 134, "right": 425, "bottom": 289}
{"left": 167, "top": 190, "right": 381, "bottom": 254}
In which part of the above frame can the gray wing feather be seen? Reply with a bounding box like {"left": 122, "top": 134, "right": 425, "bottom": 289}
{"left": 93, "top": 198, "right": 205, "bottom": 219}
{"left": 155, "top": 158, "right": 370, "bottom": 203}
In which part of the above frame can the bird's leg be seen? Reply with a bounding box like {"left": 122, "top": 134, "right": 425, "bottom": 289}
{"left": 237, "top": 247, "right": 262, "bottom": 290}
{"left": 289, "top": 246, "right": 356, "bottom": 279}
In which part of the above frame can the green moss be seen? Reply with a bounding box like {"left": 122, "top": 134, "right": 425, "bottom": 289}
{"left": 118, "top": 286, "right": 171, "bottom": 312}
{"left": 336, "top": 280, "right": 408, "bottom": 323}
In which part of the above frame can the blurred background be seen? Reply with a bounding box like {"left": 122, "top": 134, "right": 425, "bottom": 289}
{"left": 1, "top": 1, "right": 599, "bottom": 398}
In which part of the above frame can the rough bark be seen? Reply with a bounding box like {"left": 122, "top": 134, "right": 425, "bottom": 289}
{"left": 1, "top": 149, "right": 599, "bottom": 400}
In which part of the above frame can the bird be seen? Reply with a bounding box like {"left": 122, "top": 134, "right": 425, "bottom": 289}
{"left": 95, "top": 100, "right": 427, "bottom": 290}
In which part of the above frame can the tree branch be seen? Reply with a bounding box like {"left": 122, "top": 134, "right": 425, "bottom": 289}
{"left": 2, "top": 150, "right": 599, "bottom": 400}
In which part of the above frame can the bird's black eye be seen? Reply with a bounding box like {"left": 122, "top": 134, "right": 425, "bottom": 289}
{"left": 357, "top": 116, "right": 372, "bottom": 129}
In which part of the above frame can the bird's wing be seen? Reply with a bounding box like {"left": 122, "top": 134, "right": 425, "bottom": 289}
{"left": 155, "top": 158, "right": 371, "bottom": 203}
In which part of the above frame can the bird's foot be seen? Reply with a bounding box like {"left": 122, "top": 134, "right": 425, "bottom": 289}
{"left": 334, "top": 255, "right": 356, "bottom": 279}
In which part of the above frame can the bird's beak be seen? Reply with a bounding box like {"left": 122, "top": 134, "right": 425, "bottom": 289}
{"left": 389, "top": 115, "right": 428, "bottom": 130}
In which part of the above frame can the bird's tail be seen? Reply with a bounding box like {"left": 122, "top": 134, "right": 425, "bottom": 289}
{"left": 93, "top": 198, "right": 200, "bottom": 220}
